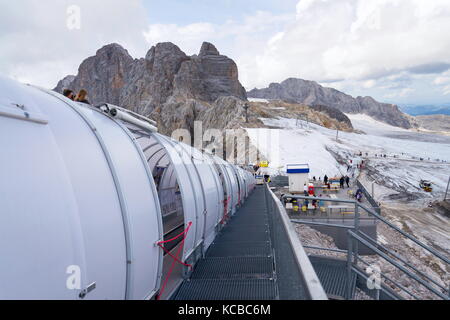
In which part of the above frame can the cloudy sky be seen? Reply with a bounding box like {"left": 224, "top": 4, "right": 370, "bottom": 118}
{"left": 1, "top": 0, "right": 450, "bottom": 105}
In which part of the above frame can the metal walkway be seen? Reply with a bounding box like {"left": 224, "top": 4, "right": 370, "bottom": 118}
{"left": 309, "top": 256, "right": 356, "bottom": 300}
{"left": 173, "top": 186, "right": 279, "bottom": 300}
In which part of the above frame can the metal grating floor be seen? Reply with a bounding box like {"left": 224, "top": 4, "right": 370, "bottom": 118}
{"left": 309, "top": 256, "right": 356, "bottom": 299}
{"left": 173, "top": 279, "right": 277, "bottom": 300}
{"left": 192, "top": 257, "right": 274, "bottom": 279}
{"left": 207, "top": 241, "right": 272, "bottom": 258}
{"left": 172, "top": 186, "right": 279, "bottom": 300}
{"left": 214, "top": 230, "right": 270, "bottom": 243}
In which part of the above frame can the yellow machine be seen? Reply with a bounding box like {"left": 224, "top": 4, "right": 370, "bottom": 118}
{"left": 420, "top": 180, "right": 433, "bottom": 192}
{"left": 259, "top": 161, "right": 269, "bottom": 168}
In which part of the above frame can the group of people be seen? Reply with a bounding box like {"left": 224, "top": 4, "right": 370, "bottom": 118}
{"left": 312, "top": 175, "right": 328, "bottom": 184}
{"left": 304, "top": 194, "right": 324, "bottom": 210}
{"left": 284, "top": 195, "right": 324, "bottom": 212}
{"left": 314, "top": 174, "right": 351, "bottom": 189}
{"left": 63, "top": 89, "right": 91, "bottom": 105}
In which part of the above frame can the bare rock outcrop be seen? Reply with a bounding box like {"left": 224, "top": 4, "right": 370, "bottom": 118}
{"left": 248, "top": 78, "right": 415, "bottom": 129}
{"left": 55, "top": 42, "right": 353, "bottom": 136}
{"left": 55, "top": 41, "right": 247, "bottom": 117}
{"left": 63, "top": 43, "right": 134, "bottom": 106}
{"left": 173, "top": 43, "right": 247, "bottom": 103}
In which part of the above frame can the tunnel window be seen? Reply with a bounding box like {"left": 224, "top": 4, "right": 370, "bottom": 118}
{"left": 125, "top": 124, "right": 185, "bottom": 252}
{"left": 213, "top": 162, "right": 228, "bottom": 202}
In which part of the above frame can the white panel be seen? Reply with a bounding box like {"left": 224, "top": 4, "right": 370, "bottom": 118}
{"left": 0, "top": 78, "right": 126, "bottom": 299}
{"left": 0, "top": 108, "right": 81, "bottom": 300}
{"left": 208, "top": 155, "right": 232, "bottom": 221}
{"left": 154, "top": 134, "right": 203, "bottom": 260}
{"left": 231, "top": 165, "right": 245, "bottom": 206}
{"left": 33, "top": 90, "right": 128, "bottom": 300}
{"left": 80, "top": 107, "right": 162, "bottom": 300}
{"left": 179, "top": 144, "right": 222, "bottom": 252}
{"left": 170, "top": 142, "right": 206, "bottom": 252}
{"left": 215, "top": 157, "right": 239, "bottom": 214}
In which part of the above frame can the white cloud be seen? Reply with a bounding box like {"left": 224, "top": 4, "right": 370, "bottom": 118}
{"left": 2, "top": 0, "right": 450, "bottom": 104}
{"left": 434, "top": 77, "right": 450, "bottom": 85}
{"left": 245, "top": 0, "right": 450, "bottom": 88}
{"left": 384, "top": 87, "right": 415, "bottom": 99}
{"left": 443, "top": 85, "right": 450, "bottom": 96}
{"left": 143, "top": 23, "right": 217, "bottom": 55}
{"left": 142, "top": 11, "right": 293, "bottom": 86}
{"left": 0, "top": 0, "right": 149, "bottom": 88}
{"left": 362, "top": 79, "right": 377, "bottom": 89}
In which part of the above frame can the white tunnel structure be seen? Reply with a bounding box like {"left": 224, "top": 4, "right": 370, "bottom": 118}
{"left": 0, "top": 76, "right": 256, "bottom": 300}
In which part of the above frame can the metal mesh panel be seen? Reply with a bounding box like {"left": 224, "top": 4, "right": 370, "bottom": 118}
{"left": 214, "top": 230, "right": 270, "bottom": 243}
{"left": 207, "top": 241, "right": 272, "bottom": 258}
{"left": 192, "top": 257, "right": 274, "bottom": 280}
{"left": 309, "top": 256, "right": 356, "bottom": 299}
{"left": 174, "top": 279, "right": 277, "bottom": 300}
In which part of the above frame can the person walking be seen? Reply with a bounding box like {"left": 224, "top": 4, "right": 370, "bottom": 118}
{"left": 324, "top": 175, "right": 328, "bottom": 185}
{"left": 345, "top": 176, "right": 350, "bottom": 188}
{"left": 340, "top": 176, "right": 345, "bottom": 189}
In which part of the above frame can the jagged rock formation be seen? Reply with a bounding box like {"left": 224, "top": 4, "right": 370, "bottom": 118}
{"left": 310, "top": 104, "right": 353, "bottom": 129}
{"left": 248, "top": 100, "right": 353, "bottom": 132}
{"left": 248, "top": 78, "right": 415, "bottom": 129}
{"left": 55, "top": 42, "right": 247, "bottom": 116}
{"left": 55, "top": 43, "right": 354, "bottom": 138}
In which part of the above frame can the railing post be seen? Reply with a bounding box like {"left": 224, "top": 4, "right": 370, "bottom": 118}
{"left": 346, "top": 231, "right": 354, "bottom": 300}
{"left": 353, "top": 203, "right": 360, "bottom": 265}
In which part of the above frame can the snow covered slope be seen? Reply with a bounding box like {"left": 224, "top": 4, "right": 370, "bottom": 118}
{"left": 246, "top": 114, "right": 450, "bottom": 197}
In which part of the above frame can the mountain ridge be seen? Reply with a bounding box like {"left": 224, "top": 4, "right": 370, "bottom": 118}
{"left": 55, "top": 42, "right": 247, "bottom": 116}
{"left": 247, "top": 78, "right": 415, "bottom": 129}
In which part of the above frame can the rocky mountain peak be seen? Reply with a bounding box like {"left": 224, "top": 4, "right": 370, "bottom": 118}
{"left": 145, "top": 42, "right": 187, "bottom": 62}
{"left": 54, "top": 41, "right": 247, "bottom": 120}
{"left": 248, "top": 78, "right": 415, "bottom": 129}
{"left": 199, "top": 42, "right": 220, "bottom": 56}
{"left": 96, "top": 43, "right": 131, "bottom": 58}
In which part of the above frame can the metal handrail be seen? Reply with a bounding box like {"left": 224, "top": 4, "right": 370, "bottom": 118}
{"left": 356, "top": 230, "right": 448, "bottom": 292}
{"left": 356, "top": 255, "right": 419, "bottom": 300}
{"left": 285, "top": 194, "right": 449, "bottom": 300}
{"left": 350, "top": 266, "right": 401, "bottom": 300}
{"left": 358, "top": 202, "right": 450, "bottom": 264}
{"left": 283, "top": 195, "right": 450, "bottom": 264}
{"left": 348, "top": 230, "right": 448, "bottom": 300}
{"left": 291, "top": 219, "right": 355, "bottom": 230}
{"left": 302, "top": 245, "right": 348, "bottom": 254}
{"left": 268, "top": 187, "right": 328, "bottom": 300}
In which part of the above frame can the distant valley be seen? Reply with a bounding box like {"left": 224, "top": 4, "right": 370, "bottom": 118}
{"left": 400, "top": 103, "right": 450, "bottom": 116}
